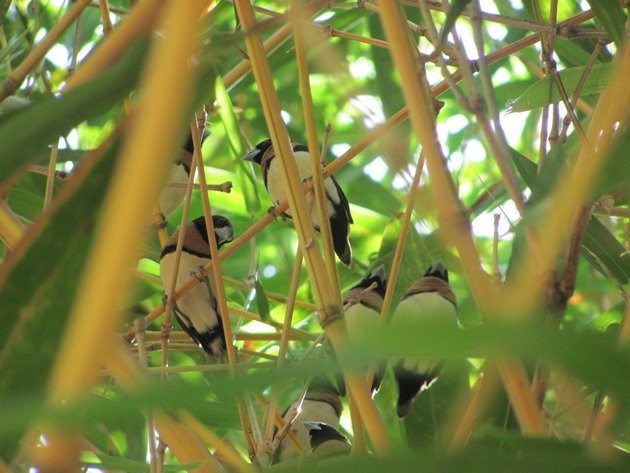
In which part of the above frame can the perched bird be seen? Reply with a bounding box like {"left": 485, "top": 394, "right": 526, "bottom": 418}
{"left": 159, "top": 215, "right": 234, "bottom": 362}
{"left": 274, "top": 387, "right": 343, "bottom": 463}
{"left": 243, "top": 139, "right": 353, "bottom": 266}
{"left": 392, "top": 261, "right": 457, "bottom": 417}
{"left": 303, "top": 422, "right": 351, "bottom": 458}
{"left": 158, "top": 132, "right": 207, "bottom": 218}
{"left": 343, "top": 265, "right": 388, "bottom": 392}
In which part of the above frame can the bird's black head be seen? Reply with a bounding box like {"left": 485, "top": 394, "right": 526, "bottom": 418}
{"left": 423, "top": 261, "right": 448, "bottom": 282}
{"left": 352, "top": 264, "right": 387, "bottom": 297}
{"left": 242, "top": 138, "right": 308, "bottom": 165}
{"left": 182, "top": 129, "right": 209, "bottom": 155}
{"left": 192, "top": 215, "right": 235, "bottom": 248}
{"left": 242, "top": 139, "right": 273, "bottom": 165}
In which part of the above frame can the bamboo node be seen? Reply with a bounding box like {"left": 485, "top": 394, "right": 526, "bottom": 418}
{"left": 317, "top": 305, "right": 343, "bottom": 329}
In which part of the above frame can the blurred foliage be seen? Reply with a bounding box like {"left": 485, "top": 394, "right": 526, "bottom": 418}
{"left": 0, "top": 0, "right": 628, "bottom": 471}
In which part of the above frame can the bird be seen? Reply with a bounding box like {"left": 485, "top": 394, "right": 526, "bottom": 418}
{"left": 159, "top": 215, "right": 234, "bottom": 362}
{"left": 303, "top": 422, "right": 351, "bottom": 458}
{"left": 274, "top": 387, "right": 344, "bottom": 463}
{"left": 157, "top": 131, "right": 207, "bottom": 218}
{"left": 392, "top": 261, "right": 457, "bottom": 418}
{"left": 243, "top": 138, "right": 353, "bottom": 266}
{"left": 342, "top": 265, "right": 388, "bottom": 392}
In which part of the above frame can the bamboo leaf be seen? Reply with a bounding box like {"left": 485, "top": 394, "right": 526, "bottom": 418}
{"left": 215, "top": 75, "right": 261, "bottom": 214}
{"left": 0, "top": 40, "right": 147, "bottom": 188}
{"left": 254, "top": 275, "right": 271, "bottom": 322}
{"left": 0, "top": 141, "right": 121, "bottom": 458}
{"left": 509, "top": 146, "right": 630, "bottom": 284}
{"left": 440, "top": 0, "right": 473, "bottom": 44}
{"left": 586, "top": 0, "right": 627, "bottom": 48}
{"left": 509, "top": 63, "right": 613, "bottom": 112}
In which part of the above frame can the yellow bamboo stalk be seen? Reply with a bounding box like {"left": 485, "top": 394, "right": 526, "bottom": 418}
{"left": 65, "top": 0, "right": 164, "bottom": 91}
{"left": 0, "top": 198, "right": 25, "bottom": 250}
{"left": 449, "top": 365, "right": 500, "bottom": 450}
{"left": 98, "top": 0, "right": 114, "bottom": 34}
{"left": 365, "top": 154, "right": 425, "bottom": 390}
{"left": 44, "top": 144, "right": 59, "bottom": 210}
{"left": 223, "top": 2, "right": 325, "bottom": 91}
{"left": 48, "top": 0, "right": 207, "bottom": 401}
{"left": 289, "top": 0, "right": 341, "bottom": 305}
{"left": 193, "top": 118, "right": 258, "bottom": 459}
{"left": 377, "top": 1, "right": 545, "bottom": 435}
{"left": 233, "top": 0, "right": 391, "bottom": 454}
{"left": 0, "top": 0, "right": 92, "bottom": 100}
{"left": 105, "top": 339, "right": 222, "bottom": 472}
{"left": 179, "top": 411, "right": 255, "bottom": 473}
{"left": 143, "top": 331, "right": 312, "bottom": 342}
{"left": 502, "top": 44, "right": 630, "bottom": 317}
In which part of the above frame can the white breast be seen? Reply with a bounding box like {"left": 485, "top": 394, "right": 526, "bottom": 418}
{"left": 266, "top": 151, "right": 339, "bottom": 228}
{"left": 277, "top": 398, "right": 340, "bottom": 462}
{"left": 160, "top": 251, "right": 218, "bottom": 334}
{"left": 158, "top": 163, "right": 189, "bottom": 217}
{"left": 344, "top": 303, "right": 380, "bottom": 345}
{"left": 392, "top": 292, "right": 457, "bottom": 372}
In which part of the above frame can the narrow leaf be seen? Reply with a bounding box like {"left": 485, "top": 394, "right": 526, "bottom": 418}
{"left": 440, "top": 0, "right": 473, "bottom": 44}
{"left": 509, "top": 63, "right": 613, "bottom": 112}
{"left": 0, "top": 40, "right": 147, "bottom": 187}
{"left": 586, "top": 0, "right": 627, "bottom": 48}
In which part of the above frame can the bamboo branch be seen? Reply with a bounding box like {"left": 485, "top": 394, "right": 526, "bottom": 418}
{"left": 234, "top": 0, "right": 391, "bottom": 454}
{"left": 377, "top": 0, "right": 545, "bottom": 436}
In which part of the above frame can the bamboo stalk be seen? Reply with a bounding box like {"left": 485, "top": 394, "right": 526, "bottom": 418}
{"left": 449, "top": 364, "right": 500, "bottom": 450}
{"left": 179, "top": 411, "right": 255, "bottom": 473}
{"left": 142, "top": 331, "right": 312, "bottom": 342}
{"left": 128, "top": 9, "right": 597, "bottom": 344}
{"left": 48, "top": 0, "right": 207, "bottom": 399}
{"left": 377, "top": 1, "right": 545, "bottom": 436}
{"left": 234, "top": 0, "right": 391, "bottom": 454}
{"left": 44, "top": 144, "right": 58, "bottom": 210}
{"left": 193, "top": 117, "right": 258, "bottom": 459}
{"left": 365, "top": 154, "right": 425, "bottom": 390}
{"left": 98, "top": 0, "right": 114, "bottom": 34}
{"left": 263, "top": 248, "right": 303, "bottom": 458}
{"left": 290, "top": 0, "right": 342, "bottom": 305}
{"left": 502, "top": 43, "right": 630, "bottom": 317}
{"left": 0, "top": 198, "right": 25, "bottom": 250}
{"left": 104, "top": 339, "right": 222, "bottom": 472}
{"left": 160, "top": 122, "right": 199, "bottom": 382}
{"left": 0, "top": 0, "right": 92, "bottom": 100}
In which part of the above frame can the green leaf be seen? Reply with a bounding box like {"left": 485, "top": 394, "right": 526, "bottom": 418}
{"left": 582, "top": 217, "right": 630, "bottom": 285}
{"left": 0, "top": 39, "right": 147, "bottom": 188}
{"left": 586, "top": 0, "right": 627, "bottom": 48}
{"left": 440, "top": 0, "right": 473, "bottom": 44}
{"left": 509, "top": 63, "right": 613, "bottom": 112}
{"left": 83, "top": 453, "right": 202, "bottom": 473}
{"left": 509, "top": 146, "right": 630, "bottom": 284}
{"left": 403, "top": 359, "right": 469, "bottom": 450}
{"left": 352, "top": 318, "right": 630, "bottom": 406}
{"left": 0, "top": 142, "right": 121, "bottom": 458}
{"left": 215, "top": 75, "right": 261, "bottom": 215}
{"left": 254, "top": 275, "right": 271, "bottom": 321}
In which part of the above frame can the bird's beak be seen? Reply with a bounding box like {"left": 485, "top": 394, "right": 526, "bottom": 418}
{"left": 372, "top": 264, "right": 386, "bottom": 281}
{"left": 215, "top": 225, "right": 235, "bottom": 244}
{"left": 242, "top": 149, "right": 257, "bottom": 162}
